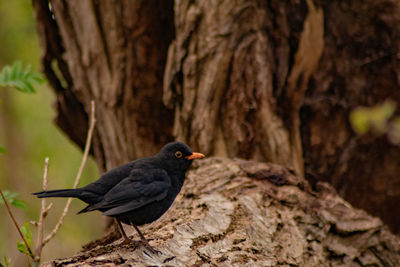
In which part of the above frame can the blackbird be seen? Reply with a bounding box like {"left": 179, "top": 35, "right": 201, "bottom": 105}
{"left": 34, "top": 142, "right": 204, "bottom": 252}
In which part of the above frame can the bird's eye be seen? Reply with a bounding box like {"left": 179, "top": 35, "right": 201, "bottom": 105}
{"left": 175, "top": 151, "right": 183, "bottom": 158}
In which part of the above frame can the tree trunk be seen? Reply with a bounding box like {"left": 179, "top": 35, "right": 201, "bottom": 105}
{"left": 42, "top": 158, "right": 400, "bottom": 266}
{"left": 33, "top": 0, "right": 400, "bottom": 236}
{"left": 33, "top": 0, "right": 175, "bottom": 171}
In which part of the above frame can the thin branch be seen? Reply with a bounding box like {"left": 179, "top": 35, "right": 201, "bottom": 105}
{"left": 34, "top": 157, "right": 50, "bottom": 261}
{"left": 0, "top": 188, "right": 34, "bottom": 260}
{"left": 42, "top": 100, "right": 96, "bottom": 246}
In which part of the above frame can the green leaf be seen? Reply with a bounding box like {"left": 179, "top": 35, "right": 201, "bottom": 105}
{"left": 29, "top": 72, "right": 46, "bottom": 84}
{"left": 5, "top": 257, "right": 10, "bottom": 267}
{"left": 0, "top": 190, "right": 26, "bottom": 210}
{"left": 11, "top": 199, "right": 27, "bottom": 210}
{"left": 22, "top": 64, "right": 32, "bottom": 78}
{"left": 0, "top": 61, "right": 46, "bottom": 93}
{"left": 0, "top": 146, "right": 6, "bottom": 154}
{"left": 17, "top": 241, "right": 26, "bottom": 254}
{"left": 17, "top": 223, "right": 33, "bottom": 256}
{"left": 350, "top": 100, "right": 397, "bottom": 135}
{"left": 12, "top": 80, "right": 35, "bottom": 93}
{"left": 369, "top": 100, "right": 396, "bottom": 133}
{"left": 20, "top": 222, "right": 32, "bottom": 245}
{"left": 10, "top": 61, "right": 22, "bottom": 81}
{"left": 350, "top": 107, "right": 370, "bottom": 134}
{"left": 1, "top": 256, "right": 11, "bottom": 267}
{"left": 1, "top": 66, "right": 11, "bottom": 83}
{"left": 0, "top": 190, "right": 18, "bottom": 203}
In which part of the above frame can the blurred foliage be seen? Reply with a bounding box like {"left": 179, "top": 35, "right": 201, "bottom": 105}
{"left": 0, "top": 61, "right": 45, "bottom": 93}
{"left": 0, "top": 0, "right": 101, "bottom": 264}
{"left": 0, "top": 256, "right": 10, "bottom": 267}
{"left": 16, "top": 222, "right": 32, "bottom": 256}
{"left": 0, "top": 190, "right": 26, "bottom": 210}
{"left": 0, "top": 61, "right": 46, "bottom": 161}
{"left": 350, "top": 100, "right": 400, "bottom": 144}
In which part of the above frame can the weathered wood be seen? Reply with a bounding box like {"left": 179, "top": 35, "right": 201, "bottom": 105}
{"left": 301, "top": 0, "right": 400, "bottom": 233}
{"left": 164, "top": 0, "right": 400, "bottom": 233}
{"left": 33, "top": 0, "right": 175, "bottom": 171}
{"left": 33, "top": 0, "right": 400, "bottom": 235}
{"left": 41, "top": 158, "right": 400, "bottom": 266}
{"left": 164, "top": 0, "right": 296, "bottom": 169}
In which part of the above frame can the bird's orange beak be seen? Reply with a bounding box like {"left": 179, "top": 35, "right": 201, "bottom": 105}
{"left": 186, "top": 152, "right": 205, "bottom": 160}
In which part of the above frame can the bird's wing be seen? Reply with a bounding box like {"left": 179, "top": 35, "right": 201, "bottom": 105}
{"left": 81, "top": 162, "right": 134, "bottom": 196}
{"left": 84, "top": 168, "right": 171, "bottom": 216}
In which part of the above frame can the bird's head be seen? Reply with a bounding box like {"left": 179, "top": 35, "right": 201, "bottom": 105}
{"left": 157, "top": 142, "right": 205, "bottom": 174}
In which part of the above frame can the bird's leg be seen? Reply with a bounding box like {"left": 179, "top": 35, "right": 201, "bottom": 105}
{"left": 130, "top": 221, "right": 160, "bottom": 254}
{"left": 117, "top": 219, "right": 133, "bottom": 245}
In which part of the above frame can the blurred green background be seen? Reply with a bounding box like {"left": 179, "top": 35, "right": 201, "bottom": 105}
{"left": 0, "top": 0, "right": 103, "bottom": 265}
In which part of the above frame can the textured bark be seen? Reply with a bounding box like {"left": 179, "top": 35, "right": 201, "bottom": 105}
{"left": 163, "top": 0, "right": 400, "bottom": 233}
{"left": 42, "top": 158, "right": 400, "bottom": 266}
{"left": 164, "top": 0, "right": 295, "bottom": 168}
{"left": 301, "top": 0, "right": 400, "bottom": 234}
{"left": 33, "top": 0, "right": 400, "bottom": 236}
{"left": 33, "top": 0, "right": 174, "bottom": 171}
{"left": 164, "top": 0, "right": 324, "bottom": 178}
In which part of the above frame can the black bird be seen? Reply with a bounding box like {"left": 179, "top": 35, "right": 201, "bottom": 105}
{"left": 34, "top": 142, "right": 204, "bottom": 252}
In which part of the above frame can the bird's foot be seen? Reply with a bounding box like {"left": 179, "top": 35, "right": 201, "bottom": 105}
{"left": 141, "top": 240, "right": 161, "bottom": 255}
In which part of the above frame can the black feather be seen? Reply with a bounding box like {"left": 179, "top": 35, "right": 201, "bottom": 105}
{"left": 32, "top": 142, "right": 203, "bottom": 227}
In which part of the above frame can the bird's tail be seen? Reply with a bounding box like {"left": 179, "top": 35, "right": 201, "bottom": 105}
{"left": 33, "top": 189, "right": 81, "bottom": 199}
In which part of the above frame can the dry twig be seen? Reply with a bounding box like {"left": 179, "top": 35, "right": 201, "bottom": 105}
{"left": 34, "top": 157, "right": 51, "bottom": 262}
{"left": 40, "top": 100, "right": 96, "bottom": 247}
{"left": 0, "top": 188, "right": 34, "bottom": 265}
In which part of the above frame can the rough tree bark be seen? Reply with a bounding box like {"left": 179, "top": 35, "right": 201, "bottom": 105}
{"left": 33, "top": 0, "right": 400, "bottom": 250}
{"left": 43, "top": 158, "right": 400, "bottom": 266}
{"left": 33, "top": 0, "right": 175, "bottom": 171}
{"left": 163, "top": 0, "right": 400, "bottom": 233}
